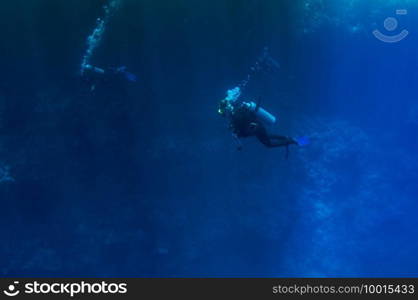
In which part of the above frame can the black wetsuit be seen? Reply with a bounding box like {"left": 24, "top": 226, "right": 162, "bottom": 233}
{"left": 230, "top": 103, "right": 296, "bottom": 148}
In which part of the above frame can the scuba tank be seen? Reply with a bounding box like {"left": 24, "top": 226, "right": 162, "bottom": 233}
{"left": 222, "top": 87, "right": 277, "bottom": 125}
{"left": 244, "top": 102, "right": 277, "bottom": 126}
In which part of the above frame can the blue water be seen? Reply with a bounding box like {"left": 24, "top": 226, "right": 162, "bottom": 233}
{"left": 0, "top": 0, "right": 418, "bottom": 277}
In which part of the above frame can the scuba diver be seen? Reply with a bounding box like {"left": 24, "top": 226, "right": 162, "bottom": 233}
{"left": 81, "top": 64, "right": 137, "bottom": 92}
{"left": 218, "top": 48, "right": 309, "bottom": 154}
{"left": 218, "top": 87, "right": 309, "bottom": 153}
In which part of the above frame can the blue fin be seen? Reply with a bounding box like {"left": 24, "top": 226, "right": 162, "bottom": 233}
{"left": 296, "top": 136, "right": 310, "bottom": 147}
{"left": 124, "top": 71, "right": 137, "bottom": 82}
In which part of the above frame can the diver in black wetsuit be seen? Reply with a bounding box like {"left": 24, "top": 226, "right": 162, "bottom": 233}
{"left": 218, "top": 88, "right": 308, "bottom": 151}
{"left": 81, "top": 64, "right": 137, "bottom": 92}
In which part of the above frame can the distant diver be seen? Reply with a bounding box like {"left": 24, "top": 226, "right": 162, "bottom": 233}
{"left": 79, "top": 0, "right": 134, "bottom": 92}
{"left": 81, "top": 64, "right": 137, "bottom": 92}
{"left": 218, "top": 87, "right": 309, "bottom": 153}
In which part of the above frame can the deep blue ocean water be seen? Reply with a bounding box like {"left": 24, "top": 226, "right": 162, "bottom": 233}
{"left": 0, "top": 0, "right": 418, "bottom": 277}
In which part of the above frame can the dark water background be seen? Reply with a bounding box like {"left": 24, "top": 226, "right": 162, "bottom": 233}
{"left": 0, "top": 0, "right": 417, "bottom": 277}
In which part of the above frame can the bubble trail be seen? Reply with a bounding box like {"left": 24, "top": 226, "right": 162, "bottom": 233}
{"left": 224, "top": 48, "right": 280, "bottom": 102}
{"left": 239, "top": 47, "right": 280, "bottom": 91}
{"left": 80, "top": 0, "right": 121, "bottom": 75}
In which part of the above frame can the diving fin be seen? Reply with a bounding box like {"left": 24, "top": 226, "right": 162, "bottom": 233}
{"left": 124, "top": 71, "right": 137, "bottom": 82}
{"left": 295, "top": 136, "right": 310, "bottom": 147}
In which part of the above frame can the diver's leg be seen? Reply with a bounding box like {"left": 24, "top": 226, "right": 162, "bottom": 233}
{"left": 255, "top": 126, "right": 296, "bottom": 148}
{"left": 256, "top": 134, "right": 274, "bottom": 148}
{"left": 255, "top": 126, "right": 276, "bottom": 148}
{"left": 268, "top": 135, "right": 298, "bottom": 147}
